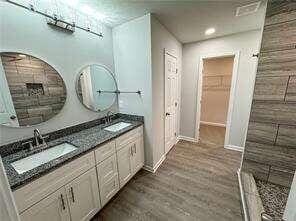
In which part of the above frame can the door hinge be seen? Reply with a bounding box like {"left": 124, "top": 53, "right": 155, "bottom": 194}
{"left": 174, "top": 132, "right": 177, "bottom": 137}
{"left": 176, "top": 69, "right": 178, "bottom": 74}
{"left": 252, "top": 53, "right": 259, "bottom": 58}
{"left": 175, "top": 102, "right": 177, "bottom": 107}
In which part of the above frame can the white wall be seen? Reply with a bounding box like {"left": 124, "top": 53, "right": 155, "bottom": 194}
{"left": 180, "top": 30, "right": 262, "bottom": 147}
{"left": 113, "top": 14, "right": 154, "bottom": 166}
{"left": 0, "top": 2, "right": 116, "bottom": 145}
{"left": 284, "top": 172, "right": 296, "bottom": 221}
{"left": 151, "top": 15, "right": 182, "bottom": 167}
{"left": 113, "top": 14, "right": 182, "bottom": 169}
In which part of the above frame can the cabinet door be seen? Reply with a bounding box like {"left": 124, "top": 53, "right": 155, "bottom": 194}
{"left": 20, "top": 188, "right": 70, "bottom": 221}
{"left": 117, "top": 144, "right": 133, "bottom": 188}
{"left": 131, "top": 138, "right": 144, "bottom": 175}
{"left": 65, "top": 168, "right": 101, "bottom": 221}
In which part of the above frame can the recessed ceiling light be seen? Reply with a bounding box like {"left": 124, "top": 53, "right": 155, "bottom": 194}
{"left": 205, "top": 28, "right": 215, "bottom": 35}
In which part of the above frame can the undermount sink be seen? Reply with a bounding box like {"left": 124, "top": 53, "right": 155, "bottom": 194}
{"left": 104, "top": 122, "right": 132, "bottom": 132}
{"left": 11, "top": 143, "right": 77, "bottom": 174}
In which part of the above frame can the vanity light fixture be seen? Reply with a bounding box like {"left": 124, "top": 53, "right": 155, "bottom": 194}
{"left": 6, "top": 0, "right": 103, "bottom": 37}
{"left": 205, "top": 28, "right": 216, "bottom": 35}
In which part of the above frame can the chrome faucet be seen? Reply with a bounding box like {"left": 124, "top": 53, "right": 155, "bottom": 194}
{"left": 34, "top": 129, "right": 43, "bottom": 146}
{"left": 106, "top": 111, "right": 115, "bottom": 124}
{"left": 33, "top": 129, "right": 48, "bottom": 149}
{"left": 22, "top": 129, "right": 48, "bottom": 151}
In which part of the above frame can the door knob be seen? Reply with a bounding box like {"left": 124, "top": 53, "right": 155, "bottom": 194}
{"left": 166, "top": 113, "right": 170, "bottom": 116}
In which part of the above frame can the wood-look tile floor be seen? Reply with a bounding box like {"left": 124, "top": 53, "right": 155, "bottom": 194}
{"left": 92, "top": 140, "right": 243, "bottom": 221}
{"left": 199, "top": 124, "right": 226, "bottom": 147}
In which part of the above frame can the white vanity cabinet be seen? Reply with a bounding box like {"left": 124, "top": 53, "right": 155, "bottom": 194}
{"left": 117, "top": 127, "right": 144, "bottom": 188}
{"left": 131, "top": 137, "right": 144, "bottom": 174}
{"left": 117, "top": 144, "right": 133, "bottom": 187}
{"left": 20, "top": 187, "right": 70, "bottom": 221}
{"left": 65, "top": 168, "right": 101, "bottom": 221}
{"left": 96, "top": 152, "right": 119, "bottom": 206}
{"left": 96, "top": 126, "right": 144, "bottom": 205}
{"left": 14, "top": 125, "right": 144, "bottom": 221}
{"left": 20, "top": 168, "right": 100, "bottom": 221}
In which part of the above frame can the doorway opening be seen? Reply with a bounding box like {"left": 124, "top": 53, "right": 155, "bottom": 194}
{"left": 196, "top": 53, "right": 239, "bottom": 148}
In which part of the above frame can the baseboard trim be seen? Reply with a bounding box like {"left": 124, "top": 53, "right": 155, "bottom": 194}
{"left": 142, "top": 165, "right": 154, "bottom": 173}
{"left": 237, "top": 170, "right": 249, "bottom": 221}
{"left": 225, "top": 144, "right": 243, "bottom": 152}
{"left": 178, "top": 136, "right": 198, "bottom": 143}
{"left": 200, "top": 121, "right": 226, "bottom": 127}
{"left": 143, "top": 154, "right": 166, "bottom": 173}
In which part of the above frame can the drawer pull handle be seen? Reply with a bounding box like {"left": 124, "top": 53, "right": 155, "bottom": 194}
{"left": 131, "top": 146, "right": 133, "bottom": 156}
{"left": 60, "top": 194, "right": 66, "bottom": 210}
{"left": 132, "top": 144, "right": 136, "bottom": 154}
{"left": 70, "top": 187, "right": 75, "bottom": 203}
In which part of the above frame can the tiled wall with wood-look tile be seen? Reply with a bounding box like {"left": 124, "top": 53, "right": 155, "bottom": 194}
{"left": 1, "top": 53, "right": 67, "bottom": 126}
{"left": 242, "top": 0, "right": 296, "bottom": 187}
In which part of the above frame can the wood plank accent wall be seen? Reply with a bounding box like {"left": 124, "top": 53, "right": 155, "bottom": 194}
{"left": 242, "top": 0, "right": 296, "bottom": 187}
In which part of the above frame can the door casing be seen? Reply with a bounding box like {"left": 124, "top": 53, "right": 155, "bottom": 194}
{"left": 195, "top": 51, "right": 240, "bottom": 149}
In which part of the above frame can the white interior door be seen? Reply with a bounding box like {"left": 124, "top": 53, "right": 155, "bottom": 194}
{"left": 0, "top": 58, "right": 19, "bottom": 127}
{"left": 165, "top": 52, "right": 178, "bottom": 154}
{"left": 80, "top": 66, "right": 95, "bottom": 110}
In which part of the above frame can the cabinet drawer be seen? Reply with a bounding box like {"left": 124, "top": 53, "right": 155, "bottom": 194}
{"left": 13, "top": 152, "right": 95, "bottom": 213}
{"left": 99, "top": 174, "right": 119, "bottom": 207}
{"left": 116, "top": 126, "right": 143, "bottom": 150}
{"left": 96, "top": 154, "right": 118, "bottom": 185}
{"left": 94, "top": 141, "right": 116, "bottom": 164}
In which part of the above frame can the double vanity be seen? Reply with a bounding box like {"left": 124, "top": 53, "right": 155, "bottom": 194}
{"left": 1, "top": 115, "right": 144, "bottom": 221}
{"left": 0, "top": 49, "right": 145, "bottom": 220}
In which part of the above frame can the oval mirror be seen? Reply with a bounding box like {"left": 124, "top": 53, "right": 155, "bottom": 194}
{"left": 76, "top": 64, "right": 117, "bottom": 112}
{"left": 0, "top": 52, "right": 67, "bottom": 128}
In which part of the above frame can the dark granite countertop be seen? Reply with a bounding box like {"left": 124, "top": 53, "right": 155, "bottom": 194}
{"left": 2, "top": 115, "right": 143, "bottom": 191}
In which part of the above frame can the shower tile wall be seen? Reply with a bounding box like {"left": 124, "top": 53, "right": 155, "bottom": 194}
{"left": 1, "top": 53, "right": 66, "bottom": 126}
{"left": 242, "top": 0, "right": 296, "bottom": 187}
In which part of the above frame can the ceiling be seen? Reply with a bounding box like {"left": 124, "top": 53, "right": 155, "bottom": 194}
{"left": 74, "top": 0, "right": 267, "bottom": 43}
